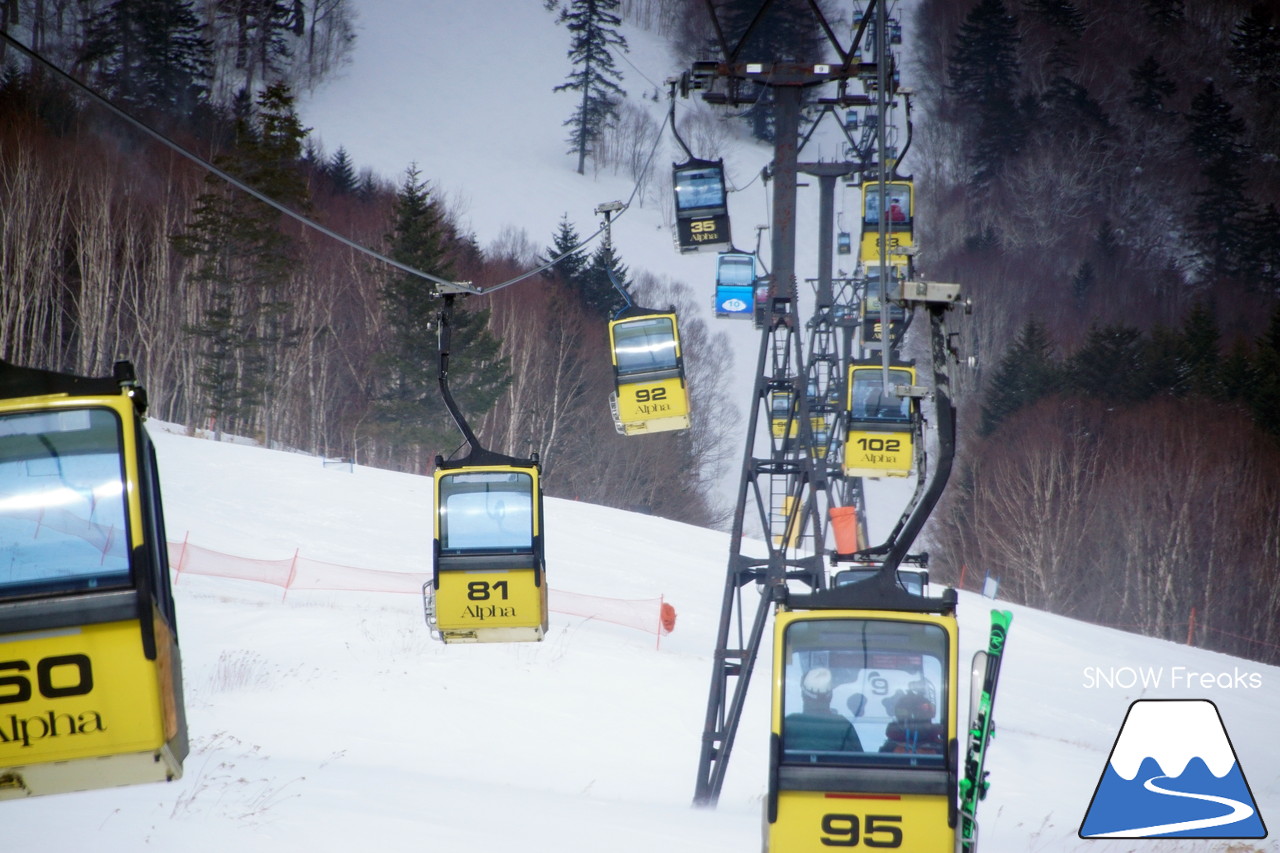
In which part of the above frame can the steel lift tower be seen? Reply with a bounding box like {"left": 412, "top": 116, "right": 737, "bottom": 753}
{"left": 685, "top": 0, "right": 892, "bottom": 806}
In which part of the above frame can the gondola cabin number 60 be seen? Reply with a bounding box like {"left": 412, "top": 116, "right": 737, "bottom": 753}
{"left": 0, "top": 359, "right": 187, "bottom": 799}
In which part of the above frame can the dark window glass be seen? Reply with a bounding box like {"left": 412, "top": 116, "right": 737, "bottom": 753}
{"left": 614, "top": 317, "right": 678, "bottom": 376}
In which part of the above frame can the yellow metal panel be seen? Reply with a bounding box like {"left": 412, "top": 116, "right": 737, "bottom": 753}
{"left": 767, "top": 789, "right": 953, "bottom": 852}
{"left": 0, "top": 621, "right": 167, "bottom": 766}
{"left": 433, "top": 568, "right": 548, "bottom": 636}
{"left": 615, "top": 376, "right": 690, "bottom": 434}
{"left": 843, "top": 429, "right": 914, "bottom": 477}
{"left": 858, "top": 231, "right": 913, "bottom": 270}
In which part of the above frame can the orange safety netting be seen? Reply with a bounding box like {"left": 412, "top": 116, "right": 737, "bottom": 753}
{"left": 167, "top": 538, "right": 674, "bottom": 639}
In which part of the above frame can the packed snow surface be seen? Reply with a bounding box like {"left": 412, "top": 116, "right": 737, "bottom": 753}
{"left": 5, "top": 424, "right": 1277, "bottom": 852}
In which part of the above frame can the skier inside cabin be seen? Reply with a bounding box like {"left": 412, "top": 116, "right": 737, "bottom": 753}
{"left": 783, "top": 667, "right": 863, "bottom": 754}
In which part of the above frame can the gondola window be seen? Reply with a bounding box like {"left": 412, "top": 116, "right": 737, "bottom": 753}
{"left": 438, "top": 472, "right": 534, "bottom": 553}
{"left": 851, "top": 369, "right": 913, "bottom": 422}
{"left": 0, "top": 408, "right": 131, "bottom": 596}
{"left": 782, "top": 619, "right": 948, "bottom": 768}
{"left": 675, "top": 169, "right": 726, "bottom": 212}
{"left": 613, "top": 318, "right": 679, "bottom": 375}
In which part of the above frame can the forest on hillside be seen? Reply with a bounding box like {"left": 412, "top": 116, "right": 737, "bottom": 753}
{"left": 907, "top": 0, "right": 1280, "bottom": 664}
{"left": 0, "top": 0, "right": 735, "bottom": 527}
{"left": 3, "top": 0, "right": 1279, "bottom": 662}
{"left": 649, "top": 0, "right": 1280, "bottom": 663}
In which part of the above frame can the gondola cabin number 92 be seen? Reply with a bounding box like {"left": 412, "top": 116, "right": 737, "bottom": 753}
{"left": 608, "top": 310, "right": 691, "bottom": 436}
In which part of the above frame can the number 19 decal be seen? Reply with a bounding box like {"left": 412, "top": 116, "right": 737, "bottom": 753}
{"left": 820, "top": 814, "right": 902, "bottom": 848}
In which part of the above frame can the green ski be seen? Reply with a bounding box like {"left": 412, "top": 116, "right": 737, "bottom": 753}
{"left": 958, "top": 609, "right": 1012, "bottom": 853}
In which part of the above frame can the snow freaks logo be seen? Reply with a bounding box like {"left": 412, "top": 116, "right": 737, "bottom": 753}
{"left": 1079, "top": 700, "right": 1267, "bottom": 840}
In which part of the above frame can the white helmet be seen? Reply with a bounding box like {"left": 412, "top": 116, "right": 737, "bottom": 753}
{"left": 801, "top": 667, "right": 834, "bottom": 700}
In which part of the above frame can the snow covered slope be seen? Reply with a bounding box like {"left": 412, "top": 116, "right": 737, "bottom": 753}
{"left": 5, "top": 426, "right": 1276, "bottom": 852}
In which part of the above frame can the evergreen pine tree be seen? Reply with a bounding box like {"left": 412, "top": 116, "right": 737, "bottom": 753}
{"left": 1142, "top": 0, "right": 1185, "bottom": 31}
{"left": 1128, "top": 55, "right": 1176, "bottom": 112}
{"left": 1070, "top": 260, "right": 1094, "bottom": 306}
{"left": 328, "top": 145, "right": 357, "bottom": 194}
{"left": 79, "top": 0, "right": 212, "bottom": 119}
{"left": 1250, "top": 305, "right": 1280, "bottom": 437}
{"left": 579, "top": 239, "right": 629, "bottom": 318}
{"left": 553, "top": 0, "right": 628, "bottom": 175}
{"left": 945, "top": 0, "right": 1024, "bottom": 185}
{"left": 978, "top": 317, "right": 1060, "bottom": 435}
{"left": 1038, "top": 74, "right": 1110, "bottom": 139}
{"left": 222, "top": 0, "right": 303, "bottom": 94}
{"left": 174, "top": 82, "right": 310, "bottom": 441}
{"left": 1064, "top": 324, "right": 1148, "bottom": 403}
{"left": 372, "top": 166, "right": 509, "bottom": 465}
{"left": 1025, "top": 0, "right": 1084, "bottom": 36}
{"left": 1184, "top": 82, "right": 1252, "bottom": 279}
{"left": 1243, "top": 203, "right": 1280, "bottom": 293}
{"left": 1179, "top": 301, "right": 1221, "bottom": 398}
{"left": 1230, "top": 7, "right": 1280, "bottom": 176}
{"left": 1141, "top": 324, "right": 1185, "bottom": 398}
{"left": 1218, "top": 338, "right": 1254, "bottom": 404}
{"left": 542, "top": 214, "right": 589, "bottom": 288}
{"left": 1228, "top": 4, "right": 1280, "bottom": 96}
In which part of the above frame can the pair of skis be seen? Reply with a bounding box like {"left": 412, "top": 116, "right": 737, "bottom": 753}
{"left": 958, "top": 609, "right": 1012, "bottom": 853}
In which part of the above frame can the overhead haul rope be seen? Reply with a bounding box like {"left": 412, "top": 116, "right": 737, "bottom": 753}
{"left": 0, "top": 28, "right": 655, "bottom": 298}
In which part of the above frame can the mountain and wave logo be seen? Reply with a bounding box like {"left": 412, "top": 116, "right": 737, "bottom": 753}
{"left": 1079, "top": 699, "right": 1266, "bottom": 839}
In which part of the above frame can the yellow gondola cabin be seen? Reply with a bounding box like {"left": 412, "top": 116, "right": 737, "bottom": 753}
{"left": 608, "top": 308, "right": 691, "bottom": 435}
{"left": 427, "top": 452, "right": 548, "bottom": 643}
{"left": 766, "top": 582, "right": 960, "bottom": 852}
{"left": 844, "top": 362, "right": 918, "bottom": 478}
{"left": 0, "top": 359, "right": 187, "bottom": 799}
